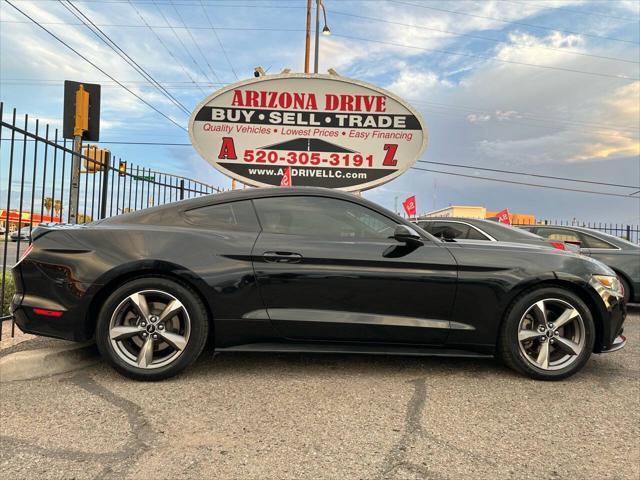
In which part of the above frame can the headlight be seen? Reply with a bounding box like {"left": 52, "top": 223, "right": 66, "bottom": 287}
{"left": 592, "top": 275, "right": 624, "bottom": 296}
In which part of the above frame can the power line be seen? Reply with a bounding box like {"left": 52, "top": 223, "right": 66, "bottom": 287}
{"left": 4, "top": 18, "right": 635, "bottom": 79}
{"left": 167, "top": 0, "right": 222, "bottom": 83}
{"left": 410, "top": 167, "right": 639, "bottom": 199}
{"left": 151, "top": 0, "right": 216, "bottom": 85}
{"left": 0, "top": 19, "right": 306, "bottom": 33}
{"left": 4, "top": 0, "right": 187, "bottom": 132}
{"left": 505, "top": 0, "right": 640, "bottom": 22}
{"left": 330, "top": 9, "right": 639, "bottom": 65}
{"left": 391, "top": 0, "right": 640, "bottom": 45}
{"left": 199, "top": 0, "right": 239, "bottom": 80}
{"left": 416, "top": 160, "right": 639, "bottom": 190}
{"left": 126, "top": 0, "right": 208, "bottom": 96}
{"left": 332, "top": 33, "right": 639, "bottom": 81}
{"left": 58, "top": 0, "right": 191, "bottom": 115}
{"left": 1, "top": 81, "right": 636, "bottom": 141}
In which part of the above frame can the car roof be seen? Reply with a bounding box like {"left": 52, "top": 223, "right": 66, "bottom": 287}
{"left": 97, "top": 186, "right": 418, "bottom": 231}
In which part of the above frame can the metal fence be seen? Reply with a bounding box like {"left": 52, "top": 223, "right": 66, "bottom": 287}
{"left": 511, "top": 219, "right": 639, "bottom": 244}
{"left": 1, "top": 103, "right": 219, "bottom": 339}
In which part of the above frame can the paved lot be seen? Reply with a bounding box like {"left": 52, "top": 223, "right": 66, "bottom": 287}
{"left": 1, "top": 307, "right": 638, "bottom": 480}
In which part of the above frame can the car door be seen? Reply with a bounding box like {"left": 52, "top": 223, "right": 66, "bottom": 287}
{"left": 250, "top": 195, "right": 458, "bottom": 345}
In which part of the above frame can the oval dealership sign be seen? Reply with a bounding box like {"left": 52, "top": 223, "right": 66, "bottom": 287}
{"left": 189, "top": 74, "right": 427, "bottom": 191}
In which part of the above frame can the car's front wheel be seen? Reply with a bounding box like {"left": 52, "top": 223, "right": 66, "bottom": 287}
{"left": 499, "top": 287, "right": 595, "bottom": 380}
{"left": 96, "top": 277, "right": 209, "bottom": 381}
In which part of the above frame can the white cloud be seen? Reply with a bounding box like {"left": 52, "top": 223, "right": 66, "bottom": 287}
{"left": 467, "top": 113, "right": 491, "bottom": 123}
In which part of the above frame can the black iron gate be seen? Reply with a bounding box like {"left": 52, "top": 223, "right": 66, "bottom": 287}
{"left": 1, "top": 103, "right": 219, "bottom": 339}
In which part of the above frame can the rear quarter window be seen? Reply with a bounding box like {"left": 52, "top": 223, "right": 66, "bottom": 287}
{"left": 183, "top": 200, "right": 259, "bottom": 231}
{"left": 580, "top": 233, "right": 616, "bottom": 249}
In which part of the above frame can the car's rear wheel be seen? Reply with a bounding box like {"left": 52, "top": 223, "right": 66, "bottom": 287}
{"left": 96, "top": 277, "right": 209, "bottom": 381}
{"left": 499, "top": 287, "right": 595, "bottom": 380}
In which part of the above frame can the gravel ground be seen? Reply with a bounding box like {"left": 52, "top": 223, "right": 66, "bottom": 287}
{"left": 1, "top": 307, "right": 638, "bottom": 480}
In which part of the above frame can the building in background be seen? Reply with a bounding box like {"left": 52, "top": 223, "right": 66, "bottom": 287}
{"left": 0, "top": 210, "right": 62, "bottom": 232}
{"left": 421, "top": 205, "right": 535, "bottom": 224}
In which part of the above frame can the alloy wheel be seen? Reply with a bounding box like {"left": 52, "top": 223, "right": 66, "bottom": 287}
{"left": 109, "top": 289, "right": 191, "bottom": 369}
{"left": 517, "top": 298, "right": 586, "bottom": 371}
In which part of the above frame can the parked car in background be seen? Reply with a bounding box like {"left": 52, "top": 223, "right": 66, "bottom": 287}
{"left": 12, "top": 187, "right": 626, "bottom": 381}
{"left": 415, "top": 217, "right": 579, "bottom": 252}
{"left": 519, "top": 225, "right": 640, "bottom": 304}
{"left": 10, "top": 226, "right": 31, "bottom": 242}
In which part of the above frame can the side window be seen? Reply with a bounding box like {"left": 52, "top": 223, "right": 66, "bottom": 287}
{"left": 417, "top": 222, "right": 438, "bottom": 235}
{"left": 253, "top": 196, "right": 396, "bottom": 240}
{"left": 183, "top": 200, "right": 259, "bottom": 231}
{"left": 537, "top": 228, "right": 580, "bottom": 243}
{"left": 466, "top": 226, "right": 489, "bottom": 240}
{"left": 425, "top": 222, "right": 469, "bottom": 240}
{"left": 580, "top": 233, "right": 615, "bottom": 249}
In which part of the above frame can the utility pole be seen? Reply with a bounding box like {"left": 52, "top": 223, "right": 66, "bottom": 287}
{"left": 314, "top": 0, "right": 320, "bottom": 74}
{"left": 69, "top": 84, "right": 89, "bottom": 224}
{"left": 304, "top": 0, "right": 312, "bottom": 73}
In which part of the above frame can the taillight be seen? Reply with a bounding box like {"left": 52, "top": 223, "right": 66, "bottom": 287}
{"left": 17, "top": 243, "right": 34, "bottom": 263}
{"left": 549, "top": 241, "right": 566, "bottom": 251}
{"left": 33, "top": 308, "right": 64, "bottom": 317}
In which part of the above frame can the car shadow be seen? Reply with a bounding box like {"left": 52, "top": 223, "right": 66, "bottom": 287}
{"left": 186, "top": 349, "right": 517, "bottom": 381}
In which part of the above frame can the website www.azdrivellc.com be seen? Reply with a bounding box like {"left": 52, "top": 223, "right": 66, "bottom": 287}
{"left": 247, "top": 167, "right": 368, "bottom": 180}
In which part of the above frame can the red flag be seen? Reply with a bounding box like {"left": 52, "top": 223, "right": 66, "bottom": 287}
{"left": 402, "top": 195, "right": 417, "bottom": 217}
{"left": 280, "top": 167, "right": 292, "bottom": 187}
{"left": 496, "top": 208, "right": 510, "bottom": 224}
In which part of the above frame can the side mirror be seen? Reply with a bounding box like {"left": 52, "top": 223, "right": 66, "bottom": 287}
{"left": 565, "top": 240, "right": 582, "bottom": 247}
{"left": 393, "top": 224, "right": 423, "bottom": 246}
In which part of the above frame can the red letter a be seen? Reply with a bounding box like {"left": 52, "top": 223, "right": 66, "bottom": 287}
{"left": 218, "top": 137, "right": 237, "bottom": 160}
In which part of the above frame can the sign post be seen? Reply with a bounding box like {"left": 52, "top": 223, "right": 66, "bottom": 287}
{"left": 189, "top": 74, "right": 427, "bottom": 192}
{"left": 99, "top": 150, "right": 111, "bottom": 219}
{"left": 63, "top": 80, "right": 101, "bottom": 223}
{"left": 70, "top": 85, "right": 88, "bottom": 224}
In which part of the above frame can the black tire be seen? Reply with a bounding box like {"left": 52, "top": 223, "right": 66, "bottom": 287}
{"left": 96, "top": 277, "right": 209, "bottom": 381}
{"left": 498, "top": 287, "right": 595, "bottom": 381}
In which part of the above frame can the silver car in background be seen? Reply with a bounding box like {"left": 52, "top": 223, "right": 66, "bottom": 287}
{"left": 415, "top": 217, "right": 579, "bottom": 252}
{"left": 520, "top": 225, "right": 640, "bottom": 304}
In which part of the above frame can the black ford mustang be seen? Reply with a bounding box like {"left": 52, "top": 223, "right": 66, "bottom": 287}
{"left": 11, "top": 187, "right": 626, "bottom": 381}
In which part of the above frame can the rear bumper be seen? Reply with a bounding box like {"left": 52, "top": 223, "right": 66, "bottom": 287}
{"left": 11, "top": 264, "right": 95, "bottom": 342}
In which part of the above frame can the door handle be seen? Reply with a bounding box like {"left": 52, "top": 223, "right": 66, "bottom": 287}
{"left": 263, "top": 252, "right": 303, "bottom": 263}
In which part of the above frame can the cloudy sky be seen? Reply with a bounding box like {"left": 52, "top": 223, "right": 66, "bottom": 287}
{"left": 1, "top": 0, "right": 639, "bottom": 223}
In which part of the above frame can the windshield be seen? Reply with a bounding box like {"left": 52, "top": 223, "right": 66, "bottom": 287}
{"left": 488, "top": 222, "right": 543, "bottom": 238}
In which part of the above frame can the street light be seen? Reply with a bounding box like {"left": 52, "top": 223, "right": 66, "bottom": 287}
{"left": 314, "top": 0, "right": 330, "bottom": 73}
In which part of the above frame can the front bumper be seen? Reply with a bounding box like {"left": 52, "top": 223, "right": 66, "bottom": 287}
{"left": 602, "top": 334, "right": 626, "bottom": 353}
{"left": 588, "top": 278, "right": 627, "bottom": 353}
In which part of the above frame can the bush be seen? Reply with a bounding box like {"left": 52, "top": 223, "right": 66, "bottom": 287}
{"left": 2, "top": 272, "right": 15, "bottom": 316}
